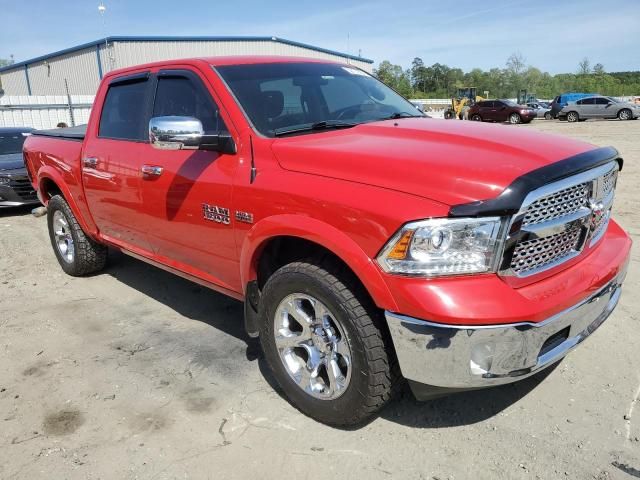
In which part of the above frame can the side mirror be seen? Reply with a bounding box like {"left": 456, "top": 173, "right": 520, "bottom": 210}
{"left": 149, "top": 116, "right": 236, "bottom": 154}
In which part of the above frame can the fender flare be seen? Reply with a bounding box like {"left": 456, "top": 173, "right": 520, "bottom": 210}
{"left": 239, "top": 214, "right": 398, "bottom": 311}
{"left": 38, "top": 167, "right": 98, "bottom": 237}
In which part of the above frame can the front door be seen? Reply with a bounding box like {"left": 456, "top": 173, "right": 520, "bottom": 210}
{"left": 139, "top": 68, "right": 241, "bottom": 291}
{"left": 82, "top": 72, "right": 154, "bottom": 252}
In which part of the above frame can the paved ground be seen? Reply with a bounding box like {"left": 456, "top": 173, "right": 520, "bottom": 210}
{"left": 1, "top": 119, "right": 639, "bottom": 480}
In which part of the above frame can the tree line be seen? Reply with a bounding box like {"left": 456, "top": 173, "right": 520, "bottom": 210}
{"left": 374, "top": 53, "right": 640, "bottom": 100}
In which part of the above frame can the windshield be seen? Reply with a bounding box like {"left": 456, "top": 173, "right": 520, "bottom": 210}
{"left": 215, "top": 62, "right": 423, "bottom": 137}
{"left": 0, "top": 132, "right": 29, "bottom": 156}
{"left": 607, "top": 97, "right": 619, "bottom": 103}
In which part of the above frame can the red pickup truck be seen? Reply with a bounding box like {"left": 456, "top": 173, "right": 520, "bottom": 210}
{"left": 23, "top": 56, "right": 631, "bottom": 426}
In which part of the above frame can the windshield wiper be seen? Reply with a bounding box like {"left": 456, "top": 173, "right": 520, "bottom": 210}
{"left": 377, "top": 112, "right": 426, "bottom": 121}
{"left": 273, "top": 121, "right": 358, "bottom": 137}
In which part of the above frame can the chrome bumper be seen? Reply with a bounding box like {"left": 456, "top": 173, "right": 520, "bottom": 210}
{"left": 385, "top": 264, "right": 628, "bottom": 392}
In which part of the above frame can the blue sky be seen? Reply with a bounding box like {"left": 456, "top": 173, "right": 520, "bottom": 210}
{"left": 1, "top": 0, "right": 639, "bottom": 73}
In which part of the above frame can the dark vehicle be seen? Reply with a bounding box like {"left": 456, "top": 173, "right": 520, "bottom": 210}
{"left": 549, "top": 92, "right": 597, "bottom": 119}
{"left": 558, "top": 96, "right": 640, "bottom": 122}
{"left": 468, "top": 99, "right": 536, "bottom": 124}
{"left": 0, "top": 127, "right": 39, "bottom": 208}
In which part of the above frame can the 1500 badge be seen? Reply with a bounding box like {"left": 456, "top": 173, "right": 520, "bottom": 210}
{"left": 202, "top": 204, "right": 230, "bottom": 224}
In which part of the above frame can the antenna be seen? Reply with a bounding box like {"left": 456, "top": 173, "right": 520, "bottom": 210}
{"left": 98, "top": 2, "right": 113, "bottom": 71}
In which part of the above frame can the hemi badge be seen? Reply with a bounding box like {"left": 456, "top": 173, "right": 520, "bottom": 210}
{"left": 235, "top": 211, "right": 254, "bottom": 224}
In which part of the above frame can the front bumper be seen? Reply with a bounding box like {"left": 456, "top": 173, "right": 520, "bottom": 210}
{"left": 0, "top": 175, "right": 39, "bottom": 208}
{"left": 385, "top": 259, "right": 628, "bottom": 397}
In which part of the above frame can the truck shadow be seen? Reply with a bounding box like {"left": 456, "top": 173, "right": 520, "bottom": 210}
{"left": 103, "top": 248, "right": 553, "bottom": 430}
{"left": 104, "top": 249, "right": 263, "bottom": 362}
{"left": 379, "top": 365, "right": 558, "bottom": 429}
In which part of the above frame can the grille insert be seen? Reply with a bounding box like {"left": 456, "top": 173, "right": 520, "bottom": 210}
{"left": 510, "top": 226, "right": 582, "bottom": 275}
{"left": 522, "top": 182, "right": 590, "bottom": 226}
{"left": 9, "top": 177, "right": 37, "bottom": 201}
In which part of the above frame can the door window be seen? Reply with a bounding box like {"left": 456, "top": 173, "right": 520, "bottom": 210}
{"left": 153, "top": 72, "right": 227, "bottom": 135}
{"left": 594, "top": 97, "right": 610, "bottom": 105}
{"left": 99, "top": 77, "right": 151, "bottom": 141}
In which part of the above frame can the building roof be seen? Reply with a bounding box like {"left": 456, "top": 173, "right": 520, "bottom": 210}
{"left": 0, "top": 36, "right": 374, "bottom": 73}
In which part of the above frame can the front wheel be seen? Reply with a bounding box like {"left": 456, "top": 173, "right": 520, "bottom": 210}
{"left": 259, "top": 260, "right": 399, "bottom": 426}
{"left": 618, "top": 109, "right": 632, "bottom": 120}
{"left": 509, "top": 113, "right": 521, "bottom": 124}
{"left": 47, "top": 195, "right": 107, "bottom": 276}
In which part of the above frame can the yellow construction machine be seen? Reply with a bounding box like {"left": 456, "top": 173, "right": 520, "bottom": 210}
{"left": 444, "top": 87, "right": 484, "bottom": 120}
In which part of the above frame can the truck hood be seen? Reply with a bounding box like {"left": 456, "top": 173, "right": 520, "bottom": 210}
{"left": 271, "top": 118, "right": 595, "bottom": 206}
{"left": 0, "top": 152, "right": 26, "bottom": 172}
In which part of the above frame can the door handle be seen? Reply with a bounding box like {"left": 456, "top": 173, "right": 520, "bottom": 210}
{"left": 141, "top": 165, "right": 163, "bottom": 177}
{"left": 83, "top": 157, "right": 98, "bottom": 169}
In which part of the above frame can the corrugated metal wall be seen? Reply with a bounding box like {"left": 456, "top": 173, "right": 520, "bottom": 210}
{"left": 0, "top": 69, "right": 29, "bottom": 95}
{"left": 1, "top": 39, "right": 373, "bottom": 95}
{"left": 26, "top": 47, "right": 102, "bottom": 96}
{"left": 0, "top": 95, "right": 94, "bottom": 129}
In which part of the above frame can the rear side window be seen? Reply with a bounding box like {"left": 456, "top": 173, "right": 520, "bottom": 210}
{"left": 99, "top": 78, "right": 150, "bottom": 141}
{"left": 153, "top": 72, "right": 227, "bottom": 135}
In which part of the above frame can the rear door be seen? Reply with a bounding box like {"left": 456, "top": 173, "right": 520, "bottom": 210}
{"left": 478, "top": 101, "right": 494, "bottom": 120}
{"left": 576, "top": 97, "right": 595, "bottom": 118}
{"left": 82, "top": 72, "right": 154, "bottom": 251}
{"left": 139, "top": 68, "right": 241, "bottom": 291}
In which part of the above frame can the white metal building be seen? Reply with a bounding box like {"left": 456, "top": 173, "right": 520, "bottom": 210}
{"left": 0, "top": 36, "right": 374, "bottom": 96}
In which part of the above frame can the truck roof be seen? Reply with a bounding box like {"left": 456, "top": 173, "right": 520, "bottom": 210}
{"left": 102, "top": 56, "right": 350, "bottom": 80}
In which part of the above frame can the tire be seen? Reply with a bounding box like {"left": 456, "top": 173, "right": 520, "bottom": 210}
{"left": 443, "top": 110, "right": 454, "bottom": 120}
{"left": 544, "top": 112, "right": 552, "bottom": 120}
{"left": 471, "top": 114, "right": 482, "bottom": 121}
{"left": 259, "top": 260, "right": 400, "bottom": 426}
{"left": 47, "top": 195, "right": 107, "bottom": 276}
{"left": 509, "top": 112, "right": 521, "bottom": 124}
{"left": 618, "top": 108, "right": 632, "bottom": 120}
{"left": 567, "top": 111, "right": 579, "bottom": 123}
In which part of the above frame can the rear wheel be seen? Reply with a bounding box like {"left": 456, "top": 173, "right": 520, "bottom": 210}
{"left": 444, "top": 109, "right": 454, "bottom": 120}
{"left": 618, "top": 108, "right": 632, "bottom": 120}
{"left": 259, "top": 260, "right": 399, "bottom": 426}
{"left": 47, "top": 195, "right": 107, "bottom": 276}
{"left": 567, "top": 111, "right": 579, "bottom": 123}
{"left": 509, "top": 113, "right": 521, "bottom": 124}
{"left": 544, "top": 111, "right": 552, "bottom": 120}
{"left": 471, "top": 114, "right": 482, "bottom": 121}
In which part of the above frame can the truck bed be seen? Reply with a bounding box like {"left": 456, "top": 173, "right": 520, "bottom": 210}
{"left": 31, "top": 125, "right": 86, "bottom": 141}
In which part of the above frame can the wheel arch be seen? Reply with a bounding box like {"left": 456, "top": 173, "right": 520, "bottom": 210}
{"left": 37, "top": 168, "right": 98, "bottom": 238}
{"left": 240, "top": 215, "right": 398, "bottom": 312}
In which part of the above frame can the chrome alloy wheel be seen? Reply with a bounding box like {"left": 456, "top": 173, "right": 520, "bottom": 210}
{"left": 273, "top": 293, "right": 352, "bottom": 400}
{"left": 53, "top": 210, "right": 74, "bottom": 263}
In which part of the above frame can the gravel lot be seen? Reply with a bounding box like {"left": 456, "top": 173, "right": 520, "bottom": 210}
{"left": 1, "top": 119, "right": 639, "bottom": 480}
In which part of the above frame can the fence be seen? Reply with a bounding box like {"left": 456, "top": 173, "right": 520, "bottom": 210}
{"left": 0, "top": 95, "right": 95, "bottom": 130}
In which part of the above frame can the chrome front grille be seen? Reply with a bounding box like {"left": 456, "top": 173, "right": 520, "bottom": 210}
{"left": 503, "top": 162, "right": 618, "bottom": 278}
{"left": 510, "top": 225, "right": 583, "bottom": 274}
{"left": 522, "top": 182, "right": 590, "bottom": 226}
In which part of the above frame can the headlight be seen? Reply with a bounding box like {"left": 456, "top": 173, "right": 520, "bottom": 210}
{"left": 376, "top": 217, "right": 504, "bottom": 276}
{"left": 0, "top": 176, "right": 10, "bottom": 186}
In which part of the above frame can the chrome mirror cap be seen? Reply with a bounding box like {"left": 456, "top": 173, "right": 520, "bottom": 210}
{"left": 149, "top": 116, "right": 204, "bottom": 150}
